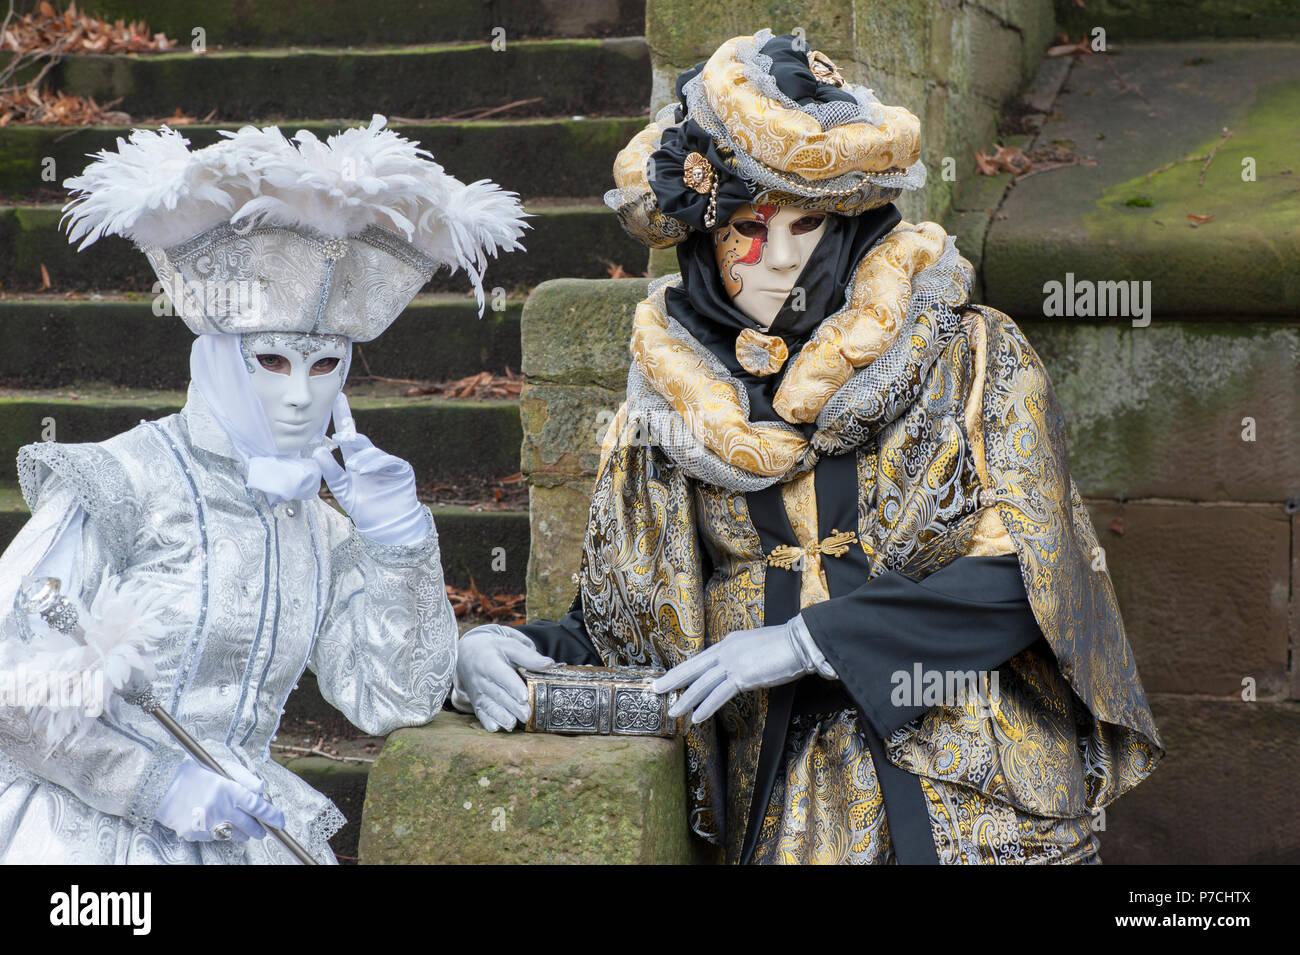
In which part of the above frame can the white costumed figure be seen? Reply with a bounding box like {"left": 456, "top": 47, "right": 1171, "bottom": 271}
{"left": 0, "top": 116, "right": 528, "bottom": 863}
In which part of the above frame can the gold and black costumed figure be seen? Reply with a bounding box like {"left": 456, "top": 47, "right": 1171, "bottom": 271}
{"left": 513, "top": 30, "right": 1163, "bottom": 864}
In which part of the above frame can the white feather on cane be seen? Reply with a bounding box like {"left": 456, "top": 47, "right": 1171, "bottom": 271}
{"left": 19, "top": 570, "right": 175, "bottom": 756}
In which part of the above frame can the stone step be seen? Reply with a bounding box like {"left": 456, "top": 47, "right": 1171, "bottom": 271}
{"left": 45, "top": 0, "right": 645, "bottom": 46}
{"left": 0, "top": 295, "right": 524, "bottom": 389}
{"left": 360, "top": 712, "right": 700, "bottom": 864}
{"left": 0, "top": 483, "right": 529, "bottom": 593}
{"left": 0, "top": 202, "right": 647, "bottom": 294}
{"left": 1054, "top": 0, "right": 1300, "bottom": 41}
{"left": 0, "top": 388, "right": 524, "bottom": 490}
{"left": 4, "top": 38, "right": 649, "bottom": 122}
{"left": 0, "top": 117, "right": 648, "bottom": 203}
{"left": 982, "top": 41, "right": 1300, "bottom": 319}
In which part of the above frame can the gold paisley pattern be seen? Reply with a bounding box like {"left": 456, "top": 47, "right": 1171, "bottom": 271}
{"left": 631, "top": 222, "right": 961, "bottom": 470}
{"left": 631, "top": 289, "right": 808, "bottom": 476}
{"left": 608, "top": 111, "right": 691, "bottom": 249}
{"left": 774, "top": 221, "right": 951, "bottom": 422}
{"left": 749, "top": 705, "right": 1101, "bottom": 864}
{"left": 921, "top": 775, "right": 1101, "bottom": 864}
{"left": 751, "top": 711, "right": 891, "bottom": 864}
{"left": 701, "top": 36, "right": 922, "bottom": 179}
{"left": 574, "top": 230, "right": 1161, "bottom": 862}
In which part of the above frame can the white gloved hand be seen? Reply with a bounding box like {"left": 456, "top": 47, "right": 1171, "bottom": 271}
{"left": 311, "top": 393, "right": 428, "bottom": 546}
{"left": 156, "top": 757, "right": 286, "bottom": 843}
{"left": 454, "top": 624, "right": 555, "bottom": 732}
{"left": 651, "top": 613, "right": 835, "bottom": 726}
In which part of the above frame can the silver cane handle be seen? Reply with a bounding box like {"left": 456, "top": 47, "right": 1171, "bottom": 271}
{"left": 21, "top": 577, "right": 318, "bottom": 864}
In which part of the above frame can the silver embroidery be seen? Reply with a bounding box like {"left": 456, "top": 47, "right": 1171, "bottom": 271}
{"left": 0, "top": 386, "right": 456, "bottom": 863}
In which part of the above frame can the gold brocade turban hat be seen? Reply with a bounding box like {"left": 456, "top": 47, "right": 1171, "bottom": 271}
{"left": 605, "top": 29, "right": 925, "bottom": 248}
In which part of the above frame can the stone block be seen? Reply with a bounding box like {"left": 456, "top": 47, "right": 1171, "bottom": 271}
{"left": 1101, "top": 695, "right": 1300, "bottom": 864}
{"left": 648, "top": 0, "right": 856, "bottom": 69}
{"left": 48, "top": 39, "right": 650, "bottom": 122}
{"left": 33, "top": 0, "right": 646, "bottom": 45}
{"left": 283, "top": 757, "right": 371, "bottom": 863}
{"left": 520, "top": 382, "right": 624, "bottom": 482}
{"left": 0, "top": 297, "right": 523, "bottom": 390}
{"left": 526, "top": 479, "right": 599, "bottom": 620}
{"left": 1053, "top": 0, "right": 1300, "bottom": 40}
{"left": 959, "top": 5, "right": 1027, "bottom": 105}
{"left": 1085, "top": 501, "right": 1291, "bottom": 698}
{"left": 852, "top": 0, "right": 931, "bottom": 82}
{"left": 359, "top": 712, "right": 696, "bottom": 864}
{"left": 0, "top": 389, "right": 524, "bottom": 490}
{"left": 0, "top": 118, "right": 645, "bottom": 203}
{"left": 1019, "top": 321, "right": 1300, "bottom": 502}
{"left": 520, "top": 278, "right": 646, "bottom": 387}
{"left": 0, "top": 203, "right": 647, "bottom": 294}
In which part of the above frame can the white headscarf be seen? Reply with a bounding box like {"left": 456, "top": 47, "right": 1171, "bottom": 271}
{"left": 189, "top": 333, "right": 350, "bottom": 505}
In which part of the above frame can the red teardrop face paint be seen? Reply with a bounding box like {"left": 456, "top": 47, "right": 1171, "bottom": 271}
{"left": 713, "top": 204, "right": 777, "bottom": 300}
{"left": 711, "top": 204, "right": 829, "bottom": 330}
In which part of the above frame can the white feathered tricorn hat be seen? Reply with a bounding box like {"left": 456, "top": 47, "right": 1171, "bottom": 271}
{"left": 61, "top": 115, "right": 529, "bottom": 339}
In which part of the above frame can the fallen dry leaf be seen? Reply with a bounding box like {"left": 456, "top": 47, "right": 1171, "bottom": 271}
{"left": 1, "top": 1, "right": 173, "bottom": 57}
{"left": 0, "top": 86, "right": 128, "bottom": 125}
{"left": 1047, "top": 38, "right": 1094, "bottom": 57}
{"left": 446, "top": 580, "right": 526, "bottom": 625}
{"left": 403, "top": 368, "right": 524, "bottom": 399}
{"left": 39, "top": 264, "right": 51, "bottom": 291}
{"left": 974, "top": 144, "right": 1033, "bottom": 176}
{"left": 1187, "top": 213, "right": 1214, "bottom": 227}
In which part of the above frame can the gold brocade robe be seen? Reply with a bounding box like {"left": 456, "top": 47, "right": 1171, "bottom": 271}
{"left": 573, "top": 225, "right": 1162, "bottom": 864}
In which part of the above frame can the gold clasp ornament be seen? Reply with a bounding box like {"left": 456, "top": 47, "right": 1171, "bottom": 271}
{"left": 808, "top": 51, "right": 844, "bottom": 88}
{"left": 767, "top": 544, "right": 805, "bottom": 570}
{"left": 818, "top": 528, "right": 858, "bottom": 558}
{"left": 682, "top": 151, "right": 716, "bottom": 194}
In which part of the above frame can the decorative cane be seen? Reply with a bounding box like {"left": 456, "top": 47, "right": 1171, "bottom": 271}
{"left": 18, "top": 576, "right": 318, "bottom": 865}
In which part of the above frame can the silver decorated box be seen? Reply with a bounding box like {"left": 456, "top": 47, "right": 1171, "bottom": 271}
{"left": 519, "top": 665, "right": 683, "bottom": 738}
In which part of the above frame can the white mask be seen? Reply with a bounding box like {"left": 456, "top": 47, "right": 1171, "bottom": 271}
{"left": 240, "top": 332, "right": 350, "bottom": 452}
{"left": 712, "top": 203, "right": 829, "bottom": 331}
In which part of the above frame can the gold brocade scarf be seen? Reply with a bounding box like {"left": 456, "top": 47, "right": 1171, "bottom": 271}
{"left": 616, "top": 221, "right": 973, "bottom": 483}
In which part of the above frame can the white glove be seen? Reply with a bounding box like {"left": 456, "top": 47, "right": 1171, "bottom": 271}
{"left": 311, "top": 393, "right": 429, "bottom": 546}
{"left": 156, "top": 757, "right": 286, "bottom": 843}
{"left": 651, "top": 613, "right": 835, "bottom": 726}
{"left": 454, "top": 624, "right": 555, "bottom": 732}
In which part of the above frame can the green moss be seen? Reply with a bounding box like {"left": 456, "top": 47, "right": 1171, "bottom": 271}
{"left": 1089, "top": 82, "right": 1300, "bottom": 234}
{"left": 1080, "top": 81, "right": 1300, "bottom": 314}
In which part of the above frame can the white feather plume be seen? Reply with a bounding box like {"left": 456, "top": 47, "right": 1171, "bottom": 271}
{"left": 61, "top": 114, "right": 529, "bottom": 310}
{"left": 21, "top": 569, "right": 177, "bottom": 755}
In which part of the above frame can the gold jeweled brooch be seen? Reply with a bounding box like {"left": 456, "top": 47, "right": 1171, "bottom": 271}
{"left": 682, "top": 151, "right": 716, "bottom": 194}
{"left": 808, "top": 50, "right": 844, "bottom": 88}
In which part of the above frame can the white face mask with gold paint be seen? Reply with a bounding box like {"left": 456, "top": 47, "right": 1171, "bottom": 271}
{"left": 712, "top": 203, "right": 828, "bottom": 331}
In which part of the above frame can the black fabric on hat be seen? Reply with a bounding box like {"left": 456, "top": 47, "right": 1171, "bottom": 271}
{"left": 648, "top": 120, "right": 753, "bottom": 234}
{"left": 759, "top": 33, "right": 858, "bottom": 108}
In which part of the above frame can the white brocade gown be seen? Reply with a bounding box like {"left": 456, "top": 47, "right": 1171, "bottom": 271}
{"left": 0, "top": 383, "right": 457, "bottom": 863}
